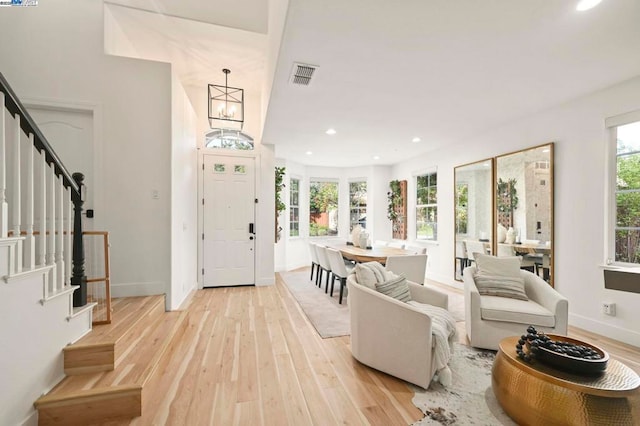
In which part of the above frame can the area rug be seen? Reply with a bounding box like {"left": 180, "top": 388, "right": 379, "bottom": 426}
{"left": 411, "top": 343, "right": 515, "bottom": 425}
{"left": 278, "top": 269, "right": 350, "bottom": 338}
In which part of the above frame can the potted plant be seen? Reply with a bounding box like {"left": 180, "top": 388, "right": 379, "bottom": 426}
{"left": 275, "top": 166, "right": 286, "bottom": 241}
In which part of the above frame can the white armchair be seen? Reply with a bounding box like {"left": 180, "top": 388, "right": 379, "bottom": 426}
{"left": 346, "top": 275, "right": 449, "bottom": 389}
{"left": 463, "top": 265, "right": 568, "bottom": 350}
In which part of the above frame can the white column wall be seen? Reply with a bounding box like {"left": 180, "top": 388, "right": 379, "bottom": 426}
{"left": 170, "top": 71, "right": 199, "bottom": 309}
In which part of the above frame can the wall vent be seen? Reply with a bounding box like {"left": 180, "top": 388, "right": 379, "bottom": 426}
{"left": 290, "top": 63, "right": 318, "bottom": 86}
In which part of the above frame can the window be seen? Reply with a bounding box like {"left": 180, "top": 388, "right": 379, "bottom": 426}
{"left": 289, "top": 178, "right": 300, "bottom": 237}
{"left": 613, "top": 120, "right": 640, "bottom": 264}
{"left": 455, "top": 183, "right": 468, "bottom": 235}
{"left": 416, "top": 172, "right": 437, "bottom": 240}
{"left": 309, "top": 180, "right": 339, "bottom": 236}
{"left": 349, "top": 181, "right": 367, "bottom": 231}
{"left": 204, "top": 129, "right": 254, "bottom": 150}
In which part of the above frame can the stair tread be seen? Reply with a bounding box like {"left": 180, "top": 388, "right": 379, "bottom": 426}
{"left": 48, "top": 309, "right": 187, "bottom": 396}
{"left": 75, "top": 295, "right": 165, "bottom": 345}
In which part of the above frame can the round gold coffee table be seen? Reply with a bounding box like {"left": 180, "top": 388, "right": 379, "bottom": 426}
{"left": 493, "top": 336, "right": 640, "bottom": 425}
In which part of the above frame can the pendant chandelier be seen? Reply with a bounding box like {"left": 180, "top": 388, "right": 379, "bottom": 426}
{"left": 208, "top": 68, "right": 244, "bottom": 130}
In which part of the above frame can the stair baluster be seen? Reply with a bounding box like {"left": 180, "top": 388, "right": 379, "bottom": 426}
{"left": 10, "top": 114, "right": 22, "bottom": 274}
{"left": 0, "top": 92, "right": 7, "bottom": 238}
{"left": 23, "top": 135, "right": 36, "bottom": 271}
{"left": 47, "top": 165, "right": 57, "bottom": 291}
{"left": 56, "top": 175, "right": 65, "bottom": 287}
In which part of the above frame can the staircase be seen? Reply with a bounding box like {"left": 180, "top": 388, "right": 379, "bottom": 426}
{"left": 0, "top": 73, "right": 95, "bottom": 424}
{"left": 34, "top": 295, "right": 189, "bottom": 425}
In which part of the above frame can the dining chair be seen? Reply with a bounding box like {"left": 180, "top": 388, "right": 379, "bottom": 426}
{"left": 465, "top": 240, "right": 489, "bottom": 266}
{"left": 308, "top": 243, "right": 320, "bottom": 283}
{"left": 387, "top": 241, "right": 406, "bottom": 249}
{"left": 326, "top": 248, "right": 354, "bottom": 304}
{"left": 385, "top": 254, "right": 428, "bottom": 285}
{"left": 497, "top": 243, "right": 536, "bottom": 272}
{"left": 314, "top": 245, "right": 333, "bottom": 292}
{"left": 406, "top": 244, "right": 427, "bottom": 255}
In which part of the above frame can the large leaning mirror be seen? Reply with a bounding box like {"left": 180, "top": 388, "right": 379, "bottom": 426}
{"left": 454, "top": 158, "right": 494, "bottom": 281}
{"left": 495, "top": 143, "right": 554, "bottom": 286}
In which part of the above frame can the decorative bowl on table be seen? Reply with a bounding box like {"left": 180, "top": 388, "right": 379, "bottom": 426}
{"left": 518, "top": 328, "right": 609, "bottom": 375}
{"left": 532, "top": 334, "right": 609, "bottom": 375}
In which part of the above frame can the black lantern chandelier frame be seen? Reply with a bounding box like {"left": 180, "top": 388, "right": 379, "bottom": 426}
{"left": 208, "top": 68, "right": 244, "bottom": 130}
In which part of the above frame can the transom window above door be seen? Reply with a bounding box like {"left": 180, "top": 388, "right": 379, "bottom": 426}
{"left": 205, "top": 129, "right": 254, "bottom": 150}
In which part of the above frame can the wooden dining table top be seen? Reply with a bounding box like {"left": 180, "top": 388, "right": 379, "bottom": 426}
{"left": 503, "top": 242, "right": 551, "bottom": 255}
{"left": 326, "top": 243, "right": 414, "bottom": 264}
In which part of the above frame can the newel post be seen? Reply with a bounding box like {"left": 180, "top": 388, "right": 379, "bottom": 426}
{"left": 71, "top": 172, "right": 87, "bottom": 307}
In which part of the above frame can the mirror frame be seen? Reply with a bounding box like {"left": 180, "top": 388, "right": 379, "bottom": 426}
{"left": 453, "top": 158, "right": 495, "bottom": 281}
{"left": 494, "top": 142, "right": 554, "bottom": 287}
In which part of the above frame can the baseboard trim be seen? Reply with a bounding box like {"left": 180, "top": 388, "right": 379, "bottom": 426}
{"left": 19, "top": 409, "right": 38, "bottom": 426}
{"left": 110, "top": 281, "right": 165, "bottom": 298}
{"left": 256, "top": 275, "right": 275, "bottom": 286}
{"left": 569, "top": 313, "right": 640, "bottom": 348}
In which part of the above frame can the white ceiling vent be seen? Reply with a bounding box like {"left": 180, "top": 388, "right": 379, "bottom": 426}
{"left": 290, "top": 63, "right": 318, "bottom": 86}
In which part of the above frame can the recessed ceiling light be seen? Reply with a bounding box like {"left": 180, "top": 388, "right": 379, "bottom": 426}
{"left": 576, "top": 0, "right": 602, "bottom": 11}
{"left": 326, "top": 128, "right": 336, "bottom": 135}
{"left": 306, "top": 151, "right": 313, "bottom": 155}
{"left": 412, "top": 137, "right": 421, "bottom": 143}
{"left": 373, "top": 155, "right": 380, "bottom": 160}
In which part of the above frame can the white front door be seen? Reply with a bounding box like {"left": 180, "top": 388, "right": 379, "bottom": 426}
{"left": 202, "top": 154, "right": 256, "bottom": 287}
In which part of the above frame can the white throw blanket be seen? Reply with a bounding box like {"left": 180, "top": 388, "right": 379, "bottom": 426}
{"left": 407, "top": 301, "right": 457, "bottom": 385}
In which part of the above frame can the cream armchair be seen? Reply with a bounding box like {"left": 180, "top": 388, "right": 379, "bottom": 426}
{"left": 463, "top": 266, "right": 568, "bottom": 350}
{"left": 346, "top": 275, "right": 449, "bottom": 389}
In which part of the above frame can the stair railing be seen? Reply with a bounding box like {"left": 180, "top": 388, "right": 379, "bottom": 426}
{"left": 0, "top": 72, "right": 87, "bottom": 307}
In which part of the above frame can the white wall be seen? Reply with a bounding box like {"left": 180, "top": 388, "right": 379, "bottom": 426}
{"left": 391, "top": 75, "right": 640, "bottom": 347}
{"left": 0, "top": 0, "right": 173, "bottom": 303}
{"left": 257, "top": 144, "right": 276, "bottom": 285}
{"left": 170, "top": 72, "right": 199, "bottom": 309}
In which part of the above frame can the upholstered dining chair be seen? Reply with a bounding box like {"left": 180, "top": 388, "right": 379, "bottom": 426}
{"left": 308, "top": 243, "right": 320, "bottom": 283}
{"left": 314, "top": 245, "right": 333, "bottom": 292}
{"left": 385, "top": 254, "right": 428, "bottom": 285}
{"left": 387, "top": 241, "right": 406, "bottom": 249}
{"left": 326, "top": 248, "right": 354, "bottom": 304}
{"left": 406, "top": 245, "right": 427, "bottom": 255}
{"left": 465, "top": 240, "right": 489, "bottom": 265}
{"left": 497, "top": 243, "right": 536, "bottom": 272}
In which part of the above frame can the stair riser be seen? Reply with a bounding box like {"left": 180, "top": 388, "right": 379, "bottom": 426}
{"left": 36, "top": 386, "right": 141, "bottom": 426}
{"left": 63, "top": 343, "right": 114, "bottom": 375}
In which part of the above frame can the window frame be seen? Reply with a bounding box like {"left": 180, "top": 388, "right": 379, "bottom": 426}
{"left": 349, "top": 180, "right": 368, "bottom": 231}
{"left": 309, "top": 179, "right": 340, "bottom": 238}
{"left": 607, "top": 112, "right": 640, "bottom": 265}
{"left": 415, "top": 171, "right": 438, "bottom": 241}
{"left": 289, "top": 177, "right": 300, "bottom": 238}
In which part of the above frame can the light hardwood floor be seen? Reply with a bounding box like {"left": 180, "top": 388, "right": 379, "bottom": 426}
{"left": 115, "top": 272, "right": 638, "bottom": 425}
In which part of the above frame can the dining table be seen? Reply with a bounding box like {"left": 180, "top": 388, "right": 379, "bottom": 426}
{"left": 326, "top": 243, "right": 414, "bottom": 265}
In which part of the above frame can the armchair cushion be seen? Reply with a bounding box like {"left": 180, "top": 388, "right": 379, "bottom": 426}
{"left": 474, "top": 253, "right": 528, "bottom": 300}
{"left": 480, "top": 295, "right": 555, "bottom": 327}
{"left": 354, "top": 261, "right": 390, "bottom": 289}
{"left": 376, "top": 274, "right": 412, "bottom": 302}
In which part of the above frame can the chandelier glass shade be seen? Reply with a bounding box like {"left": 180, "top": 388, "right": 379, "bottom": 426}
{"left": 208, "top": 68, "right": 244, "bottom": 130}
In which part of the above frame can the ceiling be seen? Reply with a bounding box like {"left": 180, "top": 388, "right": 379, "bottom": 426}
{"left": 106, "top": 0, "right": 640, "bottom": 167}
